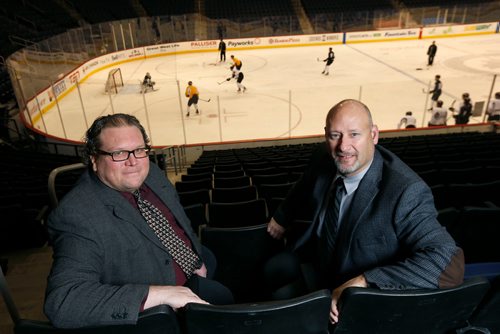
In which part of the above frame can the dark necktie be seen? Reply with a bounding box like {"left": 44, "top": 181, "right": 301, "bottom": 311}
{"left": 321, "top": 177, "right": 345, "bottom": 256}
{"left": 133, "top": 190, "right": 201, "bottom": 278}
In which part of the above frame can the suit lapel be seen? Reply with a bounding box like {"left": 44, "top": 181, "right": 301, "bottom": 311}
{"left": 295, "top": 156, "right": 335, "bottom": 249}
{"left": 89, "top": 170, "right": 168, "bottom": 251}
{"left": 335, "top": 149, "right": 383, "bottom": 260}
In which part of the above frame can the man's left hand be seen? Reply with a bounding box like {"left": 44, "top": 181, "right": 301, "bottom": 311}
{"left": 330, "top": 274, "right": 368, "bottom": 324}
{"left": 194, "top": 263, "right": 208, "bottom": 278}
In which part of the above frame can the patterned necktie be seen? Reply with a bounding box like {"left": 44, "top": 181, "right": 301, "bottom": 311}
{"left": 321, "top": 177, "right": 345, "bottom": 256}
{"left": 133, "top": 190, "right": 201, "bottom": 278}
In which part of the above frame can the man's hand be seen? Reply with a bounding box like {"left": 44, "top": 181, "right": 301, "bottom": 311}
{"left": 194, "top": 263, "right": 208, "bottom": 278}
{"left": 330, "top": 275, "right": 368, "bottom": 324}
{"left": 267, "top": 218, "right": 285, "bottom": 239}
{"left": 144, "top": 285, "right": 209, "bottom": 311}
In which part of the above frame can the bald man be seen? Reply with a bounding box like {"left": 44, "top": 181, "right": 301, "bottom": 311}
{"left": 266, "top": 99, "right": 464, "bottom": 324}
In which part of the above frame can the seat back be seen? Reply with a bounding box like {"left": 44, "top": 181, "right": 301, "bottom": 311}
{"left": 211, "top": 185, "right": 257, "bottom": 203}
{"left": 213, "top": 169, "right": 245, "bottom": 179}
{"left": 208, "top": 198, "right": 267, "bottom": 227}
{"left": 177, "top": 189, "right": 210, "bottom": 207}
{"left": 200, "top": 224, "right": 285, "bottom": 302}
{"left": 175, "top": 178, "right": 212, "bottom": 192}
{"left": 447, "top": 206, "right": 500, "bottom": 263}
{"left": 2, "top": 267, "right": 181, "bottom": 334}
{"left": 187, "top": 166, "right": 213, "bottom": 175}
{"left": 213, "top": 175, "right": 251, "bottom": 188}
{"left": 184, "top": 289, "right": 331, "bottom": 334}
{"left": 257, "top": 182, "right": 295, "bottom": 209}
{"left": 48, "top": 163, "right": 86, "bottom": 209}
{"left": 183, "top": 203, "right": 208, "bottom": 235}
{"left": 213, "top": 163, "right": 242, "bottom": 172}
{"left": 181, "top": 172, "right": 213, "bottom": 182}
{"left": 333, "top": 277, "right": 491, "bottom": 334}
{"left": 251, "top": 173, "right": 289, "bottom": 186}
{"left": 468, "top": 275, "right": 500, "bottom": 333}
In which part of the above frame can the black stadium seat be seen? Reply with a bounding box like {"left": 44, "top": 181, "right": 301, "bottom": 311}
{"left": 334, "top": 277, "right": 491, "bottom": 334}
{"left": 208, "top": 198, "right": 268, "bottom": 228}
{"left": 199, "top": 224, "right": 285, "bottom": 302}
{"left": 211, "top": 185, "right": 258, "bottom": 203}
{"left": 184, "top": 289, "right": 331, "bottom": 334}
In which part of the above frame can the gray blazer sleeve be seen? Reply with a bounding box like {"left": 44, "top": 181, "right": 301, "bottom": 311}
{"left": 44, "top": 199, "right": 150, "bottom": 328}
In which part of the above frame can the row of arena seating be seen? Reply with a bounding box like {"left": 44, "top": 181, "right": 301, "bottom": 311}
{"left": 3, "top": 273, "right": 498, "bottom": 333}
{"left": 176, "top": 143, "right": 319, "bottom": 230}
{"left": 301, "top": 0, "right": 394, "bottom": 16}
{"left": 181, "top": 132, "right": 500, "bottom": 212}
{"left": 178, "top": 132, "right": 500, "bottom": 265}
{"left": 205, "top": 0, "right": 295, "bottom": 20}
{"left": 0, "top": 146, "right": 81, "bottom": 251}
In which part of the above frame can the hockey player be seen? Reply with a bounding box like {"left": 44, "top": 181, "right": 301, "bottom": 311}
{"left": 449, "top": 93, "right": 473, "bottom": 114}
{"left": 230, "top": 55, "right": 242, "bottom": 70}
{"left": 486, "top": 92, "right": 500, "bottom": 121}
{"left": 142, "top": 72, "right": 155, "bottom": 92}
{"left": 397, "top": 111, "right": 417, "bottom": 129}
{"left": 428, "top": 100, "right": 448, "bottom": 126}
{"left": 322, "top": 47, "right": 335, "bottom": 75}
{"left": 185, "top": 81, "right": 199, "bottom": 117}
{"left": 453, "top": 97, "right": 472, "bottom": 125}
{"left": 226, "top": 66, "right": 246, "bottom": 92}
{"left": 428, "top": 75, "right": 442, "bottom": 109}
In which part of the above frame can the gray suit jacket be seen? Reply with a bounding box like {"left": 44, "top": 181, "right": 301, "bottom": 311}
{"left": 274, "top": 145, "right": 464, "bottom": 290}
{"left": 44, "top": 163, "right": 201, "bottom": 328}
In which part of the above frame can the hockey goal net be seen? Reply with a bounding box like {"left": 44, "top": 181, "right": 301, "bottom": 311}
{"left": 104, "top": 68, "right": 124, "bottom": 94}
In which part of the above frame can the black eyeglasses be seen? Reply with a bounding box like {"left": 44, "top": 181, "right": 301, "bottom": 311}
{"left": 97, "top": 147, "right": 150, "bottom": 162}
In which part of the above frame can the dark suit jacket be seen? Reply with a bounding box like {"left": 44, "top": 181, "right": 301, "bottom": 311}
{"left": 274, "top": 145, "right": 464, "bottom": 290}
{"left": 44, "top": 163, "right": 202, "bottom": 328}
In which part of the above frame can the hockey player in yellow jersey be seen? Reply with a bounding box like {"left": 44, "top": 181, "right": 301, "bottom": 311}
{"left": 185, "top": 81, "right": 199, "bottom": 117}
{"left": 230, "top": 55, "right": 242, "bottom": 70}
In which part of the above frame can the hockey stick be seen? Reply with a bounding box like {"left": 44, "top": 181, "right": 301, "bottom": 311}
{"left": 448, "top": 99, "right": 457, "bottom": 111}
{"left": 316, "top": 57, "right": 322, "bottom": 62}
{"left": 199, "top": 98, "right": 211, "bottom": 102}
{"left": 422, "top": 88, "right": 429, "bottom": 94}
{"left": 217, "top": 80, "right": 227, "bottom": 85}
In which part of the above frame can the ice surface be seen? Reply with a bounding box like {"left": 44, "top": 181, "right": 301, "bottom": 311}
{"left": 38, "top": 34, "right": 500, "bottom": 146}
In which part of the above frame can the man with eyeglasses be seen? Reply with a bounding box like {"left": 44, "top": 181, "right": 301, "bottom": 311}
{"left": 44, "top": 113, "right": 232, "bottom": 328}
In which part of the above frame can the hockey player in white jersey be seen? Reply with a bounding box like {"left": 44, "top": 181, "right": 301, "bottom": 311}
{"left": 226, "top": 66, "right": 246, "bottom": 92}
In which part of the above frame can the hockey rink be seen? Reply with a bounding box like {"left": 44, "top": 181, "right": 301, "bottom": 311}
{"left": 36, "top": 34, "right": 500, "bottom": 146}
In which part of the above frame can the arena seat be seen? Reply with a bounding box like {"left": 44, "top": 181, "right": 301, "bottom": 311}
{"left": 208, "top": 198, "right": 267, "bottom": 227}
{"left": 183, "top": 289, "right": 331, "bottom": 334}
{"left": 211, "top": 185, "right": 258, "bottom": 203}
{"left": 213, "top": 175, "right": 251, "bottom": 188}
{"left": 1, "top": 266, "right": 181, "bottom": 334}
{"left": 333, "top": 277, "right": 491, "bottom": 334}
{"left": 175, "top": 178, "right": 212, "bottom": 192}
{"left": 200, "top": 224, "right": 285, "bottom": 303}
